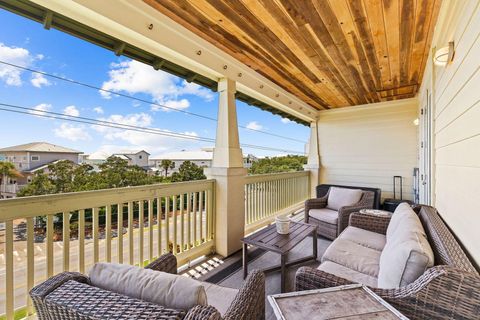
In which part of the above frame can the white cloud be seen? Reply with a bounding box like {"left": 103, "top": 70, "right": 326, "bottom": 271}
{"left": 54, "top": 123, "right": 91, "bottom": 141}
{"left": 100, "top": 60, "right": 214, "bottom": 111}
{"left": 29, "top": 103, "right": 52, "bottom": 117}
{"left": 30, "top": 73, "right": 51, "bottom": 88}
{"left": 63, "top": 105, "right": 80, "bottom": 117}
{"left": 281, "top": 118, "right": 292, "bottom": 124}
{"left": 0, "top": 43, "right": 32, "bottom": 86}
{"left": 93, "top": 107, "right": 104, "bottom": 114}
{"left": 246, "top": 121, "right": 263, "bottom": 130}
{"left": 91, "top": 112, "right": 203, "bottom": 154}
{"left": 151, "top": 99, "right": 190, "bottom": 112}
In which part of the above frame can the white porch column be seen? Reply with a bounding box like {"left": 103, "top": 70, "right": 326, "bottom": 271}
{"left": 304, "top": 121, "right": 321, "bottom": 197}
{"left": 204, "top": 78, "right": 247, "bottom": 257}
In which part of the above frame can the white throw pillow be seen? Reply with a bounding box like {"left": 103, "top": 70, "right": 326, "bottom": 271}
{"left": 89, "top": 262, "right": 207, "bottom": 310}
{"left": 326, "top": 187, "right": 363, "bottom": 211}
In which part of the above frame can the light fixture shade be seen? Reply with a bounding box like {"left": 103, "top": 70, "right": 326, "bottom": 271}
{"left": 434, "top": 41, "right": 454, "bottom": 66}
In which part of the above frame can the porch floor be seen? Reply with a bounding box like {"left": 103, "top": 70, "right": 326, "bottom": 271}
{"left": 198, "top": 213, "right": 332, "bottom": 320}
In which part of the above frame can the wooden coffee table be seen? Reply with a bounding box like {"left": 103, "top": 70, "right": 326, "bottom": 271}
{"left": 268, "top": 284, "right": 408, "bottom": 319}
{"left": 241, "top": 221, "right": 317, "bottom": 293}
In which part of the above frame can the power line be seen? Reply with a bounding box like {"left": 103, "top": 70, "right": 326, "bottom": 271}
{"left": 0, "top": 60, "right": 307, "bottom": 143}
{"left": 0, "top": 103, "right": 305, "bottom": 155}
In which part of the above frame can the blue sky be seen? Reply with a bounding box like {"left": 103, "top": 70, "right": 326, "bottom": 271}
{"left": 0, "top": 9, "right": 308, "bottom": 157}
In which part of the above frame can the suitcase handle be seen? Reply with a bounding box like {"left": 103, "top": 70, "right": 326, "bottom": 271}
{"left": 393, "top": 176, "right": 403, "bottom": 200}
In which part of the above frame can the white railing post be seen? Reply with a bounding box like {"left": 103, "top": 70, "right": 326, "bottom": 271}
{"left": 304, "top": 120, "right": 321, "bottom": 197}
{"left": 205, "top": 78, "right": 247, "bottom": 257}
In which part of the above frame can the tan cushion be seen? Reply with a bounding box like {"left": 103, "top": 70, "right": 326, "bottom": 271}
{"left": 309, "top": 208, "right": 338, "bottom": 224}
{"left": 386, "top": 203, "right": 423, "bottom": 240}
{"left": 318, "top": 261, "right": 378, "bottom": 288}
{"left": 321, "top": 238, "right": 381, "bottom": 277}
{"left": 326, "top": 187, "right": 363, "bottom": 211}
{"left": 89, "top": 263, "right": 207, "bottom": 310}
{"left": 202, "top": 282, "right": 238, "bottom": 316}
{"left": 338, "top": 226, "right": 386, "bottom": 251}
{"left": 378, "top": 207, "right": 434, "bottom": 288}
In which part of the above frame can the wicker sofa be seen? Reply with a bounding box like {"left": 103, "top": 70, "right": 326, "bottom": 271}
{"left": 30, "top": 253, "right": 265, "bottom": 320}
{"left": 305, "top": 187, "right": 375, "bottom": 240}
{"left": 295, "top": 205, "right": 480, "bottom": 320}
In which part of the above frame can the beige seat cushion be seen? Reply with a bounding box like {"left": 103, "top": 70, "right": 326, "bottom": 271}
{"left": 318, "top": 261, "right": 378, "bottom": 288}
{"left": 326, "top": 187, "right": 363, "bottom": 211}
{"left": 309, "top": 208, "right": 338, "bottom": 224}
{"left": 338, "top": 226, "right": 386, "bottom": 251}
{"left": 379, "top": 204, "right": 434, "bottom": 288}
{"left": 202, "top": 282, "right": 238, "bottom": 316}
{"left": 321, "top": 238, "right": 381, "bottom": 277}
{"left": 89, "top": 263, "right": 207, "bottom": 310}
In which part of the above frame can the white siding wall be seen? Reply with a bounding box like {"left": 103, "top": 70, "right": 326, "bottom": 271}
{"left": 317, "top": 98, "right": 419, "bottom": 201}
{"left": 419, "top": 1, "right": 480, "bottom": 264}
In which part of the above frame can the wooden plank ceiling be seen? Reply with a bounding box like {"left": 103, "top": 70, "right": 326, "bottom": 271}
{"left": 144, "top": 0, "right": 441, "bottom": 110}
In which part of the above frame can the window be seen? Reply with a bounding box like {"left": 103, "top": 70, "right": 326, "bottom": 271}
{"left": 31, "top": 155, "right": 40, "bottom": 161}
{"left": 139, "top": 155, "right": 143, "bottom": 159}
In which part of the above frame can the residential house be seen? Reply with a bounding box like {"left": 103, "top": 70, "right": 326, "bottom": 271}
{"left": 113, "top": 150, "right": 150, "bottom": 169}
{"left": 0, "top": 142, "right": 82, "bottom": 198}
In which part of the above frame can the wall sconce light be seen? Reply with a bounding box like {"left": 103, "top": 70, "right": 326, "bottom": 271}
{"left": 434, "top": 41, "right": 454, "bottom": 66}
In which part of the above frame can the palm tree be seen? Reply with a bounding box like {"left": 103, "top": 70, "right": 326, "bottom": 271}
{"left": 0, "top": 161, "right": 22, "bottom": 198}
{"left": 160, "top": 160, "right": 175, "bottom": 177}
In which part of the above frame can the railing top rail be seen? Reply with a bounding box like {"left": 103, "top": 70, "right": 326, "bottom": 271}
{"left": 0, "top": 179, "right": 215, "bottom": 221}
{"left": 245, "top": 170, "right": 309, "bottom": 183}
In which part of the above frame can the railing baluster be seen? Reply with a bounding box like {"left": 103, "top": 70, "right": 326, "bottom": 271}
{"left": 199, "top": 191, "right": 204, "bottom": 243}
{"left": 46, "top": 214, "right": 54, "bottom": 278}
{"left": 93, "top": 207, "right": 99, "bottom": 263}
{"left": 105, "top": 205, "right": 112, "bottom": 262}
{"left": 139, "top": 200, "right": 144, "bottom": 265}
{"left": 5, "top": 220, "right": 14, "bottom": 320}
{"left": 207, "top": 188, "right": 213, "bottom": 241}
{"left": 26, "top": 217, "right": 34, "bottom": 315}
{"left": 78, "top": 209, "right": 85, "bottom": 272}
{"left": 128, "top": 202, "right": 134, "bottom": 265}
{"left": 193, "top": 192, "right": 198, "bottom": 247}
{"left": 180, "top": 194, "right": 185, "bottom": 252}
{"left": 187, "top": 192, "right": 192, "bottom": 248}
{"left": 165, "top": 196, "right": 170, "bottom": 253}
{"left": 63, "top": 211, "right": 70, "bottom": 271}
{"left": 157, "top": 197, "right": 162, "bottom": 256}
{"left": 148, "top": 199, "right": 154, "bottom": 261}
{"left": 117, "top": 203, "right": 123, "bottom": 264}
{"left": 172, "top": 195, "right": 177, "bottom": 254}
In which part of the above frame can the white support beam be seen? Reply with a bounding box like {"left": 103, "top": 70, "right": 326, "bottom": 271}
{"left": 205, "top": 78, "right": 247, "bottom": 257}
{"left": 30, "top": 0, "right": 319, "bottom": 122}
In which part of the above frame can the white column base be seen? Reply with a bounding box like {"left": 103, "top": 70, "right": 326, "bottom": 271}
{"left": 304, "top": 164, "right": 321, "bottom": 198}
{"left": 205, "top": 167, "right": 247, "bottom": 257}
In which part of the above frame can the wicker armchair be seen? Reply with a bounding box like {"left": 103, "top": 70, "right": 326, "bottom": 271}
{"left": 304, "top": 189, "right": 375, "bottom": 239}
{"left": 31, "top": 253, "right": 265, "bottom": 320}
{"left": 296, "top": 206, "right": 480, "bottom": 320}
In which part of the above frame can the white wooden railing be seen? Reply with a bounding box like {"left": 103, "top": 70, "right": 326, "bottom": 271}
{"left": 0, "top": 180, "right": 215, "bottom": 319}
{"left": 244, "top": 171, "right": 309, "bottom": 234}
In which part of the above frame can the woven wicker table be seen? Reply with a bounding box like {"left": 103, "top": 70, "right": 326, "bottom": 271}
{"left": 268, "top": 284, "right": 408, "bottom": 320}
{"left": 242, "top": 221, "right": 317, "bottom": 293}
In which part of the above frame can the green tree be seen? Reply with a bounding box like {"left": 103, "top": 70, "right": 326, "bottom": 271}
{"left": 0, "top": 161, "right": 22, "bottom": 197}
{"left": 17, "top": 172, "right": 56, "bottom": 196}
{"left": 248, "top": 155, "right": 307, "bottom": 174}
{"left": 171, "top": 161, "right": 206, "bottom": 182}
{"left": 160, "top": 159, "right": 175, "bottom": 177}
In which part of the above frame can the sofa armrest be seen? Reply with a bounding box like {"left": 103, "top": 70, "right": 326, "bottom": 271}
{"left": 295, "top": 266, "right": 355, "bottom": 291}
{"left": 184, "top": 305, "right": 221, "bottom": 320}
{"left": 337, "top": 191, "right": 375, "bottom": 234}
{"left": 144, "top": 253, "right": 177, "bottom": 274}
{"left": 304, "top": 196, "right": 328, "bottom": 222}
{"left": 371, "top": 266, "right": 480, "bottom": 320}
{"left": 224, "top": 269, "right": 265, "bottom": 320}
{"left": 30, "top": 272, "right": 90, "bottom": 320}
{"left": 349, "top": 213, "right": 391, "bottom": 235}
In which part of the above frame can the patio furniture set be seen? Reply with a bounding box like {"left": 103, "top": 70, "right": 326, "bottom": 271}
{"left": 30, "top": 185, "right": 480, "bottom": 320}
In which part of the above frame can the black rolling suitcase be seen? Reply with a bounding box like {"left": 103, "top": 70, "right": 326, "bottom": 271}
{"left": 383, "top": 176, "right": 413, "bottom": 212}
